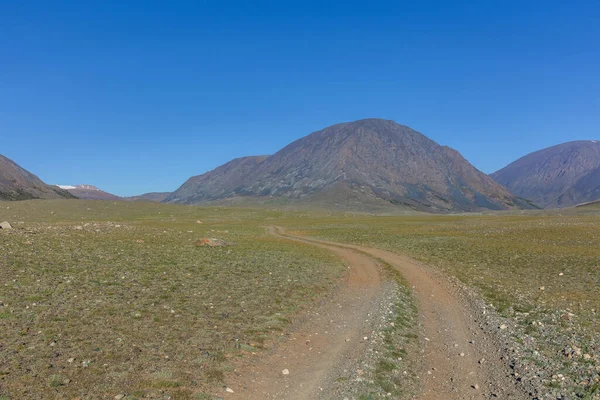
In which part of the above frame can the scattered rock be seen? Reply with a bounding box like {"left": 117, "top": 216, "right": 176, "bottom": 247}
{"left": 499, "top": 324, "right": 507, "bottom": 330}
{"left": 473, "top": 384, "right": 480, "bottom": 390}
{"left": 194, "top": 238, "right": 234, "bottom": 247}
{"left": 282, "top": 369, "right": 290, "bottom": 375}
{"left": 114, "top": 395, "right": 126, "bottom": 400}
{"left": 0, "top": 221, "right": 12, "bottom": 230}
{"left": 225, "top": 387, "right": 234, "bottom": 393}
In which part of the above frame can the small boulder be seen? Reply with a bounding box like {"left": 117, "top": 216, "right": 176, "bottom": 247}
{"left": 0, "top": 221, "right": 12, "bottom": 230}
{"left": 194, "top": 238, "right": 233, "bottom": 247}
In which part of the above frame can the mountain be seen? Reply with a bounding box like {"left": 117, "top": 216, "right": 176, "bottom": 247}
{"left": 0, "top": 154, "right": 75, "bottom": 201}
{"left": 124, "top": 192, "right": 171, "bottom": 202}
{"left": 490, "top": 140, "right": 600, "bottom": 208}
{"left": 165, "top": 119, "right": 535, "bottom": 212}
{"left": 56, "top": 185, "right": 122, "bottom": 201}
{"left": 56, "top": 186, "right": 171, "bottom": 202}
{"left": 164, "top": 156, "right": 269, "bottom": 204}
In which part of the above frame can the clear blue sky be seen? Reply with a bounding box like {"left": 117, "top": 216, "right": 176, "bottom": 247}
{"left": 1, "top": 1, "right": 598, "bottom": 196}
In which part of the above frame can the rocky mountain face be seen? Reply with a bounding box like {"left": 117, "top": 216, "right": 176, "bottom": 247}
{"left": 0, "top": 154, "right": 75, "bottom": 201}
{"left": 165, "top": 119, "right": 535, "bottom": 212}
{"left": 164, "top": 156, "right": 269, "bottom": 205}
{"left": 56, "top": 184, "right": 122, "bottom": 201}
{"left": 124, "top": 192, "right": 171, "bottom": 202}
{"left": 491, "top": 141, "right": 600, "bottom": 208}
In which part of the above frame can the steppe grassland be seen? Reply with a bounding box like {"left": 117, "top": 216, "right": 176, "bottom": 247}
{"left": 2, "top": 200, "right": 599, "bottom": 398}
{"left": 0, "top": 200, "right": 345, "bottom": 399}
{"left": 286, "top": 211, "right": 600, "bottom": 397}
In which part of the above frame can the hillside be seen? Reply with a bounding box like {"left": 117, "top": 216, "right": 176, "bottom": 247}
{"left": 57, "top": 185, "right": 122, "bottom": 201}
{"left": 491, "top": 140, "right": 600, "bottom": 208}
{"left": 0, "top": 154, "right": 75, "bottom": 201}
{"left": 124, "top": 192, "right": 171, "bottom": 202}
{"left": 165, "top": 119, "right": 535, "bottom": 212}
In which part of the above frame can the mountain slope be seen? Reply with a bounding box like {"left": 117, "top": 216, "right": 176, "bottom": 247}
{"left": 56, "top": 185, "right": 122, "bottom": 201}
{"left": 491, "top": 141, "right": 600, "bottom": 208}
{"left": 0, "top": 154, "right": 75, "bottom": 201}
{"left": 164, "top": 156, "right": 269, "bottom": 204}
{"left": 166, "top": 119, "right": 533, "bottom": 212}
{"left": 124, "top": 192, "right": 171, "bottom": 202}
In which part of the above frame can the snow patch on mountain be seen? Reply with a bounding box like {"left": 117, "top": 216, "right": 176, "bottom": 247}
{"left": 56, "top": 184, "right": 101, "bottom": 191}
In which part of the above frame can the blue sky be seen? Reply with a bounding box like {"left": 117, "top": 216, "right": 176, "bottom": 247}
{"left": 1, "top": 1, "right": 599, "bottom": 196}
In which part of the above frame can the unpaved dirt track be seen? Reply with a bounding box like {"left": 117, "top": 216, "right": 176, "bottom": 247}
{"left": 228, "top": 227, "right": 529, "bottom": 400}
{"left": 227, "top": 227, "right": 383, "bottom": 399}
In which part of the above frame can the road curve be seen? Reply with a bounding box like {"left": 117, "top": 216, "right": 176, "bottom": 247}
{"left": 226, "top": 226, "right": 383, "bottom": 399}
{"left": 270, "top": 227, "right": 528, "bottom": 400}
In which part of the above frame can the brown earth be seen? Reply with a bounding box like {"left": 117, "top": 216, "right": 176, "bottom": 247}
{"left": 225, "top": 227, "right": 383, "bottom": 399}
{"left": 222, "top": 227, "right": 529, "bottom": 400}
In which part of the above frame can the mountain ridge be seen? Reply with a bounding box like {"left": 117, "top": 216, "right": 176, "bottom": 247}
{"left": 0, "top": 154, "right": 75, "bottom": 201}
{"left": 165, "top": 119, "right": 536, "bottom": 212}
{"left": 124, "top": 192, "right": 171, "bottom": 202}
{"left": 56, "top": 184, "right": 123, "bottom": 201}
{"left": 491, "top": 140, "right": 600, "bottom": 208}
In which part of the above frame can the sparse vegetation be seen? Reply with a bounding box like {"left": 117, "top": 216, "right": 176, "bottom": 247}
{"left": 356, "top": 266, "right": 419, "bottom": 399}
{"left": 2, "top": 200, "right": 599, "bottom": 399}
{"left": 287, "top": 212, "right": 600, "bottom": 398}
{"left": 0, "top": 200, "right": 344, "bottom": 398}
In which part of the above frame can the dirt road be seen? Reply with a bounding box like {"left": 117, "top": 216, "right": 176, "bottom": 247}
{"left": 226, "top": 227, "right": 528, "bottom": 399}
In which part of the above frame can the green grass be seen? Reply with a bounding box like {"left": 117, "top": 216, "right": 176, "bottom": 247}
{"left": 3, "top": 200, "right": 599, "bottom": 398}
{"left": 285, "top": 212, "right": 600, "bottom": 397}
{"left": 0, "top": 200, "right": 345, "bottom": 398}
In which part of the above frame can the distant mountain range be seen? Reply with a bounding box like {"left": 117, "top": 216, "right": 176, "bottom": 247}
{"left": 5, "top": 122, "right": 599, "bottom": 212}
{"left": 57, "top": 184, "right": 122, "bottom": 201}
{"left": 165, "top": 119, "right": 536, "bottom": 212}
{"left": 0, "top": 154, "right": 75, "bottom": 201}
{"left": 491, "top": 141, "right": 600, "bottom": 208}
{"left": 56, "top": 184, "right": 170, "bottom": 202}
{"left": 124, "top": 192, "right": 171, "bottom": 202}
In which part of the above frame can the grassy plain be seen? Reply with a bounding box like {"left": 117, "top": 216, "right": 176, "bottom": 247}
{"left": 287, "top": 211, "right": 600, "bottom": 397}
{"left": 0, "top": 200, "right": 345, "bottom": 399}
{"left": 1, "top": 200, "right": 599, "bottom": 398}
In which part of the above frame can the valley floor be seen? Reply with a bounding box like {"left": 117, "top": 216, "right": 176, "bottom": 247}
{"left": 225, "top": 227, "right": 529, "bottom": 400}
{"left": 1, "top": 200, "right": 599, "bottom": 399}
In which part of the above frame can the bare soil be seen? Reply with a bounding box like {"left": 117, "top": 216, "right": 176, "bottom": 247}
{"left": 225, "top": 227, "right": 383, "bottom": 399}
{"left": 225, "top": 227, "right": 530, "bottom": 399}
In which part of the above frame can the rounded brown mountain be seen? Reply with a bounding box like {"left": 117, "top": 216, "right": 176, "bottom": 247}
{"left": 491, "top": 140, "right": 600, "bottom": 208}
{"left": 166, "top": 119, "right": 534, "bottom": 212}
